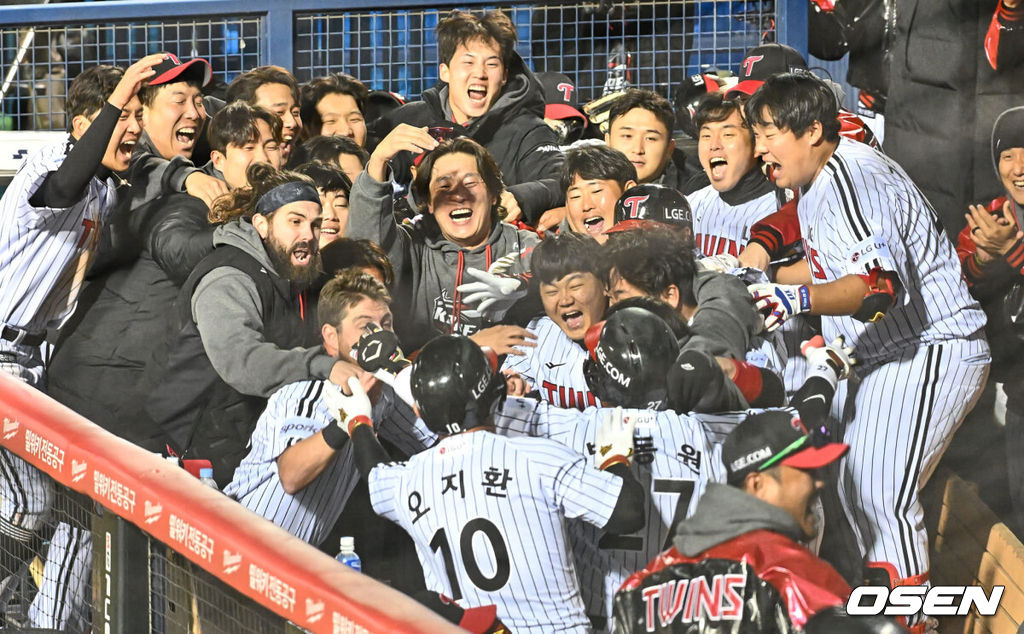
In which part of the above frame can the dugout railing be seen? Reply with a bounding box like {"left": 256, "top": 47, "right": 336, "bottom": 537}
{"left": 0, "top": 0, "right": 806, "bottom": 132}
{"left": 0, "top": 370, "right": 461, "bottom": 633}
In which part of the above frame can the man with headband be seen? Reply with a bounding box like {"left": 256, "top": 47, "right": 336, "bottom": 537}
{"left": 144, "top": 165, "right": 359, "bottom": 488}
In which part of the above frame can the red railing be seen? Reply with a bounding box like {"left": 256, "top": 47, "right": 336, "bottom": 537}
{"left": 0, "top": 371, "right": 460, "bottom": 633}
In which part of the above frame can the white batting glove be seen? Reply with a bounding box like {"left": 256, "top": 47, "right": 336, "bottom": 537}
{"left": 698, "top": 253, "right": 741, "bottom": 273}
{"left": 322, "top": 376, "right": 373, "bottom": 433}
{"left": 457, "top": 267, "right": 528, "bottom": 320}
{"left": 749, "top": 283, "right": 811, "bottom": 332}
{"left": 594, "top": 407, "right": 636, "bottom": 470}
{"left": 801, "top": 335, "right": 857, "bottom": 381}
{"left": 487, "top": 252, "right": 518, "bottom": 276}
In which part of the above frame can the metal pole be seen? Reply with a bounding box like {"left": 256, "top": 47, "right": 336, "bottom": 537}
{"left": 0, "top": 0, "right": 52, "bottom": 101}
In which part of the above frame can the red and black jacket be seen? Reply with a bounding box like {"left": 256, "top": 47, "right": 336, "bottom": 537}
{"left": 613, "top": 530, "right": 850, "bottom": 633}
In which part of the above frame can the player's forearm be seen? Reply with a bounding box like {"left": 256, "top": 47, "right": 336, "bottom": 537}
{"left": 276, "top": 433, "right": 344, "bottom": 495}
{"left": 775, "top": 259, "right": 812, "bottom": 285}
{"left": 29, "top": 103, "right": 121, "bottom": 209}
{"left": 602, "top": 464, "right": 646, "bottom": 535}
{"left": 807, "top": 274, "right": 870, "bottom": 316}
{"left": 352, "top": 424, "right": 391, "bottom": 480}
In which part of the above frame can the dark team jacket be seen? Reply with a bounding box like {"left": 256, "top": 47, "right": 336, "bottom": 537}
{"left": 48, "top": 191, "right": 214, "bottom": 444}
{"left": 956, "top": 195, "right": 1024, "bottom": 403}
{"left": 384, "top": 52, "right": 564, "bottom": 224}
{"left": 614, "top": 484, "right": 850, "bottom": 633}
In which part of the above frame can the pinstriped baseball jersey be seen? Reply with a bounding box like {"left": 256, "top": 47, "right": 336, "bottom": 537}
{"left": 0, "top": 136, "right": 116, "bottom": 332}
{"left": 799, "top": 139, "right": 986, "bottom": 366}
{"left": 224, "top": 379, "right": 434, "bottom": 546}
{"left": 500, "top": 316, "right": 600, "bottom": 410}
{"left": 689, "top": 184, "right": 815, "bottom": 395}
{"left": 368, "top": 430, "right": 622, "bottom": 633}
{"left": 689, "top": 183, "right": 777, "bottom": 257}
{"left": 493, "top": 397, "right": 727, "bottom": 622}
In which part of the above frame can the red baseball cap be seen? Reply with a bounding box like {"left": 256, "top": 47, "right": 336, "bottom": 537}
{"left": 726, "top": 43, "right": 808, "bottom": 98}
{"left": 537, "top": 72, "right": 588, "bottom": 126}
{"left": 148, "top": 53, "right": 212, "bottom": 88}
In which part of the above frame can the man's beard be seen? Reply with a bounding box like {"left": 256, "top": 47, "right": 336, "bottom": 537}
{"left": 264, "top": 230, "right": 323, "bottom": 290}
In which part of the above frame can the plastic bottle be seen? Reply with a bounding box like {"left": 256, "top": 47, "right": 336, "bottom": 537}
{"left": 198, "top": 467, "right": 219, "bottom": 490}
{"left": 336, "top": 536, "right": 361, "bottom": 572}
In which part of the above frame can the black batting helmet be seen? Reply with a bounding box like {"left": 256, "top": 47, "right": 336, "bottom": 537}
{"left": 611, "top": 183, "right": 693, "bottom": 234}
{"left": 411, "top": 335, "right": 507, "bottom": 435}
{"left": 675, "top": 73, "right": 724, "bottom": 138}
{"left": 582, "top": 307, "right": 680, "bottom": 409}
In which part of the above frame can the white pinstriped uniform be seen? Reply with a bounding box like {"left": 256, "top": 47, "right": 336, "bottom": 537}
{"left": 368, "top": 430, "right": 623, "bottom": 633}
{"left": 799, "top": 138, "right": 990, "bottom": 583}
{"left": 0, "top": 136, "right": 117, "bottom": 631}
{"left": 493, "top": 397, "right": 728, "bottom": 625}
{"left": 500, "top": 316, "right": 600, "bottom": 410}
{"left": 690, "top": 183, "right": 815, "bottom": 396}
{"left": 224, "top": 379, "right": 435, "bottom": 546}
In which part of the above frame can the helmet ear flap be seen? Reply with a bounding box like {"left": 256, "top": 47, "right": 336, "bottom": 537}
{"left": 584, "top": 320, "right": 606, "bottom": 361}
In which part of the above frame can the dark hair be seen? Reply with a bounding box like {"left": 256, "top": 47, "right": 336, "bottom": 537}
{"left": 744, "top": 72, "right": 840, "bottom": 142}
{"left": 437, "top": 9, "right": 517, "bottom": 69}
{"left": 608, "top": 89, "right": 675, "bottom": 137}
{"left": 293, "top": 161, "right": 351, "bottom": 195}
{"left": 207, "top": 101, "right": 283, "bottom": 154}
{"left": 66, "top": 65, "right": 124, "bottom": 132}
{"left": 412, "top": 137, "right": 505, "bottom": 216}
{"left": 139, "top": 77, "right": 204, "bottom": 108}
{"left": 226, "top": 66, "right": 300, "bottom": 107}
{"left": 208, "top": 162, "right": 315, "bottom": 224}
{"left": 531, "top": 232, "right": 603, "bottom": 285}
{"left": 605, "top": 228, "right": 697, "bottom": 306}
{"left": 605, "top": 296, "right": 691, "bottom": 341}
{"left": 318, "top": 269, "right": 392, "bottom": 328}
{"left": 320, "top": 238, "right": 395, "bottom": 287}
{"left": 303, "top": 134, "right": 369, "bottom": 166}
{"left": 692, "top": 93, "right": 751, "bottom": 140}
{"left": 299, "top": 73, "right": 369, "bottom": 139}
{"left": 559, "top": 144, "right": 638, "bottom": 193}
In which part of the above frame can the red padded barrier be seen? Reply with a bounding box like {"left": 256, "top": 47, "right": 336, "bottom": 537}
{"left": 0, "top": 371, "right": 460, "bottom": 633}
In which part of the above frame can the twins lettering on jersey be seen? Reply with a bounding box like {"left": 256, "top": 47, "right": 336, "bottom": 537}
{"left": 695, "top": 233, "right": 742, "bottom": 257}
{"left": 541, "top": 381, "right": 597, "bottom": 410}
{"left": 640, "top": 574, "right": 746, "bottom": 630}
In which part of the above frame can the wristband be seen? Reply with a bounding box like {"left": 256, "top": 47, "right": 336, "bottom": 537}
{"left": 321, "top": 419, "right": 348, "bottom": 450}
{"left": 347, "top": 415, "right": 373, "bottom": 436}
{"left": 599, "top": 455, "right": 630, "bottom": 470}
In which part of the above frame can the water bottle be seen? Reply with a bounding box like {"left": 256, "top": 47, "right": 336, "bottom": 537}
{"left": 336, "top": 536, "right": 361, "bottom": 572}
{"left": 199, "top": 467, "right": 219, "bottom": 490}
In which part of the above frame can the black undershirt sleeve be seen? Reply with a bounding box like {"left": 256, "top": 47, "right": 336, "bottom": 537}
{"left": 29, "top": 102, "right": 122, "bottom": 209}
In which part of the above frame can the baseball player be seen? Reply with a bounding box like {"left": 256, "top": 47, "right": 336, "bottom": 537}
{"left": 744, "top": 73, "right": 990, "bottom": 630}
{"left": 688, "top": 92, "right": 815, "bottom": 397}
{"left": 493, "top": 307, "right": 855, "bottom": 627}
{"left": 223, "top": 271, "right": 433, "bottom": 546}
{"left": 0, "top": 55, "right": 165, "bottom": 629}
{"left": 335, "top": 334, "right": 645, "bottom": 633}
{"left": 496, "top": 232, "right": 605, "bottom": 410}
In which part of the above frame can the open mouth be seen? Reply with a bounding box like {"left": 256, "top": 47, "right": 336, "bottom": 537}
{"left": 449, "top": 208, "right": 473, "bottom": 223}
{"left": 708, "top": 156, "right": 728, "bottom": 179}
{"left": 1013, "top": 179, "right": 1024, "bottom": 189}
{"left": 467, "top": 84, "right": 488, "bottom": 106}
{"left": 582, "top": 215, "right": 605, "bottom": 235}
{"left": 291, "top": 244, "right": 312, "bottom": 265}
{"left": 561, "top": 310, "right": 584, "bottom": 331}
{"left": 175, "top": 127, "right": 197, "bottom": 147}
{"left": 320, "top": 225, "right": 339, "bottom": 237}
{"left": 117, "top": 139, "right": 136, "bottom": 162}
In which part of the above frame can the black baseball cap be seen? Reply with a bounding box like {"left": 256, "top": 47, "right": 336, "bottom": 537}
{"left": 722, "top": 410, "right": 848, "bottom": 485}
{"left": 148, "top": 53, "right": 212, "bottom": 88}
{"left": 536, "top": 72, "right": 588, "bottom": 125}
{"left": 726, "top": 43, "right": 808, "bottom": 98}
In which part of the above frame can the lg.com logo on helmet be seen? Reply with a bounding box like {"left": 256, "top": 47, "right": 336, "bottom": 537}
{"left": 846, "top": 585, "right": 1003, "bottom": 617}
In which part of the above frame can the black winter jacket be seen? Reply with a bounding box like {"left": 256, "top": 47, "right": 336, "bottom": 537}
{"left": 386, "top": 53, "right": 565, "bottom": 224}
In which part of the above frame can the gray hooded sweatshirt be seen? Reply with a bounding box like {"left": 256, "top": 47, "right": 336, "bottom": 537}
{"left": 348, "top": 170, "right": 540, "bottom": 352}
{"left": 673, "top": 482, "right": 805, "bottom": 556}
{"left": 189, "top": 219, "right": 336, "bottom": 397}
